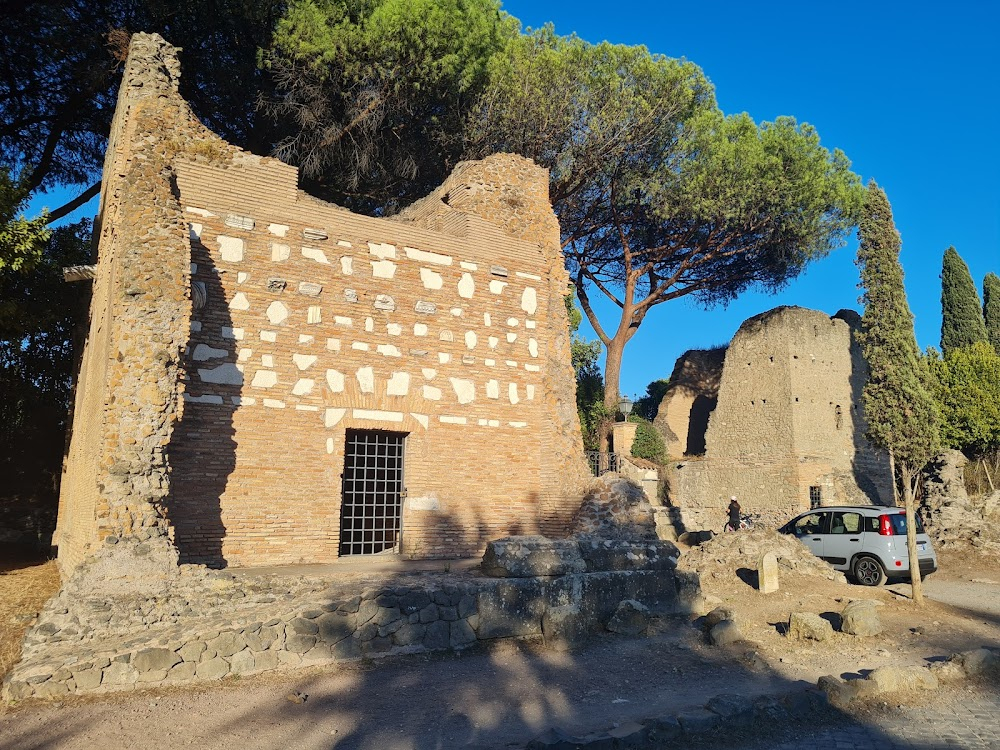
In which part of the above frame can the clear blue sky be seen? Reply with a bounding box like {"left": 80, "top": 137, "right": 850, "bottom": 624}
{"left": 502, "top": 0, "right": 999, "bottom": 399}
{"left": 30, "top": 1, "right": 998, "bottom": 401}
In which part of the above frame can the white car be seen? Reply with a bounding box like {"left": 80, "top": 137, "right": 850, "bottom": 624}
{"left": 777, "top": 505, "right": 938, "bottom": 586}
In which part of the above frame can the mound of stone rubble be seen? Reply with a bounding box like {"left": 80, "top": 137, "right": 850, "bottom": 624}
{"left": 678, "top": 529, "right": 846, "bottom": 583}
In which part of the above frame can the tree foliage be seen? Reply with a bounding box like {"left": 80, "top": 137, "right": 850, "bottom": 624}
{"left": 262, "top": 0, "right": 517, "bottom": 213}
{"left": 633, "top": 379, "right": 670, "bottom": 422}
{"left": 928, "top": 342, "right": 1000, "bottom": 458}
{"left": 984, "top": 272, "right": 1000, "bottom": 356}
{"left": 627, "top": 416, "right": 666, "bottom": 463}
{"left": 0, "top": 169, "right": 50, "bottom": 277}
{"left": 940, "top": 246, "right": 987, "bottom": 354}
{"left": 466, "top": 28, "right": 865, "bottom": 415}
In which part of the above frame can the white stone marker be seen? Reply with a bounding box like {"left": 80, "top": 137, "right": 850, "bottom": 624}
{"left": 759, "top": 551, "right": 779, "bottom": 594}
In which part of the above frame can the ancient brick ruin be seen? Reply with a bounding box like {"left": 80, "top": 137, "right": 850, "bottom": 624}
{"left": 54, "top": 33, "right": 589, "bottom": 575}
{"left": 659, "top": 306, "right": 894, "bottom": 530}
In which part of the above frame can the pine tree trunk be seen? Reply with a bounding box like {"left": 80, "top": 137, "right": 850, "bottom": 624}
{"left": 900, "top": 462, "right": 925, "bottom": 605}
{"left": 600, "top": 334, "right": 627, "bottom": 452}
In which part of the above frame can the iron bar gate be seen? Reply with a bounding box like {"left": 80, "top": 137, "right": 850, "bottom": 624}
{"left": 339, "top": 430, "right": 406, "bottom": 555}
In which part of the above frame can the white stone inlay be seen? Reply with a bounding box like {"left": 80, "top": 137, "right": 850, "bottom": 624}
{"left": 236, "top": 272, "right": 249, "bottom": 284}
{"left": 439, "top": 330, "right": 454, "bottom": 342}
{"left": 525, "top": 364, "right": 541, "bottom": 372}
{"left": 326, "top": 370, "right": 345, "bottom": 392}
{"left": 229, "top": 292, "right": 250, "bottom": 311}
{"left": 261, "top": 355, "right": 275, "bottom": 368}
{"left": 507, "top": 333, "right": 517, "bottom": 343}
{"left": 527, "top": 385, "right": 536, "bottom": 400}
{"left": 193, "top": 344, "right": 228, "bottom": 361}
{"left": 488, "top": 336, "right": 499, "bottom": 349}
{"left": 411, "top": 413, "right": 429, "bottom": 429}
{"left": 438, "top": 353, "right": 451, "bottom": 364}
{"left": 271, "top": 243, "right": 290, "bottom": 261}
{"left": 377, "top": 344, "right": 401, "bottom": 357}
{"left": 327, "top": 437, "right": 335, "bottom": 454}
{"left": 450, "top": 307, "right": 463, "bottom": 316}
{"left": 484, "top": 313, "right": 492, "bottom": 326}
{"left": 486, "top": 380, "right": 500, "bottom": 399}
{"left": 516, "top": 272, "right": 542, "bottom": 281}
{"left": 293, "top": 354, "right": 317, "bottom": 370}
{"left": 238, "top": 348, "right": 252, "bottom": 362}
{"left": 218, "top": 236, "right": 244, "bottom": 262}
{"left": 478, "top": 419, "right": 488, "bottom": 426}
{"left": 450, "top": 378, "right": 475, "bottom": 404}
{"left": 422, "top": 368, "right": 436, "bottom": 379}
{"left": 357, "top": 367, "right": 375, "bottom": 393}
{"left": 420, "top": 268, "right": 443, "bottom": 290}
{"left": 460, "top": 261, "right": 478, "bottom": 271}
{"left": 260, "top": 330, "right": 277, "bottom": 342}
{"left": 296, "top": 404, "right": 319, "bottom": 412}
{"left": 326, "top": 338, "right": 341, "bottom": 351}
{"left": 362, "top": 317, "right": 373, "bottom": 332}
{"left": 414, "top": 323, "right": 428, "bottom": 336}
{"left": 308, "top": 306, "right": 322, "bottom": 324}
{"left": 353, "top": 409, "right": 404, "bottom": 422}
{"left": 220, "top": 327, "right": 244, "bottom": 340}
{"left": 528, "top": 338, "right": 538, "bottom": 357}
{"left": 183, "top": 393, "right": 224, "bottom": 405}
{"left": 458, "top": 273, "right": 475, "bottom": 299}
{"left": 485, "top": 358, "right": 496, "bottom": 367}
{"left": 368, "top": 242, "right": 397, "bottom": 259}
{"left": 488, "top": 419, "right": 500, "bottom": 427}
{"left": 189, "top": 223, "right": 203, "bottom": 241}
{"left": 506, "top": 360, "right": 517, "bottom": 367}
{"left": 521, "top": 287, "right": 538, "bottom": 315}
{"left": 233, "top": 396, "right": 256, "bottom": 406}
{"left": 334, "top": 316, "right": 351, "bottom": 326}
{"left": 423, "top": 385, "right": 442, "bottom": 400}
{"left": 509, "top": 383, "right": 520, "bottom": 404}
{"left": 440, "top": 415, "right": 467, "bottom": 425}
{"left": 371, "top": 260, "right": 396, "bottom": 279}
{"left": 292, "top": 379, "right": 315, "bottom": 396}
{"left": 186, "top": 207, "right": 215, "bottom": 217}
{"left": 507, "top": 317, "right": 519, "bottom": 327}
{"left": 199, "top": 363, "right": 243, "bottom": 385}
{"left": 465, "top": 331, "right": 477, "bottom": 349}
{"left": 325, "top": 408, "right": 347, "bottom": 427}
{"left": 510, "top": 421, "right": 528, "bottom": 428}
{"left": 338, "top": 240, "right": 352, "bottom": 248}
{"left": 489, "top": 280, "right": 507, "bottom": 294}
{"left": 266, "top": 301, "right": 288, "bottom": 325}
{"left": 299, "top": 334, "right": 314, "bottom": 344}
{"left": 302, "top": 246, "right": 329, "bottom": 264}
{"left": 190, "top": 320, "right": 202, "bottom": 333}
{"left": 340, "top": 256, "right": 354, "bottom": 275}
{"left": 387, "top": 323, "right": 402, "bottom": 336}
{"left": 251, "top": 370, "right": 277, "bottom": 388}
{"left": 525, "top": 320, "right": 536, "bottom": 329}
{"left": 268, "top": 223, "right": 289, "bottom": 237}
{"left": 387, "top": 372, "right": 410, "bottom": 396}
{"left": 404, "top": 246, "right": 452, "bottom": 265}
{"left": 352, "top": 342, "right": 370, "bottom": 351}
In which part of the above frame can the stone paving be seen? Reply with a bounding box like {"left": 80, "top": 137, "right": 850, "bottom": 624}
{"left": 740, "top": 680, "right": 1000, "bottom": 750}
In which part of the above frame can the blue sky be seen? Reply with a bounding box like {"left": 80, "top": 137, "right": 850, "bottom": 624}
{"left": 29, "top": 1, "right": 998, "bottom": 401}
{"left": 502, "top": 0, "right": 999, "bottom": 399}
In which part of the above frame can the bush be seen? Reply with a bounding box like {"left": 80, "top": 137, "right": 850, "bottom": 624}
{"left": 628, "top": 416, "right": 666, "bottom": 463}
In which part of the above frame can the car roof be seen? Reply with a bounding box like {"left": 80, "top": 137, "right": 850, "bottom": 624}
{"left": 795, "top": 505, "right": 902, "bottom": 515}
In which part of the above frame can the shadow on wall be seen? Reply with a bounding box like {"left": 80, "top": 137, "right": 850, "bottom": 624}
{"left": 686, "top": 395, "right": 717, "bottom": 456}
{"left": 164, "top": 228, "right": 237, "bottom": 568}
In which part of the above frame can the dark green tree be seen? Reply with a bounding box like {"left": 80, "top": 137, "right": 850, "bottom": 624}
{"left": 984, "top": 272, "right": 1000, "bottom": 356}
{"left": 855, "top": 182, "right": 940, "bottom": 604}
{"left": 633, "top": 379, "right": 670, "bottom": 422}
{"left": 940, "top": 246, "right": 988, "bottom": 354}
{"left": 927, "top": 342, "right": 1000, "bottom": 458}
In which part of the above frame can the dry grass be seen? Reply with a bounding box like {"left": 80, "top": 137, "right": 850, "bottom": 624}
{"left": 0, "top": 556, "right": 61, "bottom": 681}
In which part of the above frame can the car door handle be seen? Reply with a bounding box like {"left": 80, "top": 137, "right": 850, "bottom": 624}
{"left": 849, "top": 538, "right": 860, "bottom": 542}
{"left": 811, "top": 537, "right": 821, "bottom": 541}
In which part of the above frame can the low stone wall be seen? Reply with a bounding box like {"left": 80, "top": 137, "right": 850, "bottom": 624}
{"left": 3, "top": 544, "right": 682, "bottom": 701}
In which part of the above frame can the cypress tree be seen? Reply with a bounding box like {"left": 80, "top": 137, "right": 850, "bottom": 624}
{"left": 855, "top": 182, "right": 940, "bottom": 604}
{"left": 941, "top": 246, "right": 988, "bottom": 353}
{"left": 984, "top": 272, "right": 1000, "bottom": 356}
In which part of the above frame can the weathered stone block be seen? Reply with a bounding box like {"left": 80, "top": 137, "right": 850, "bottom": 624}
{"left": 209, "top": 631, "right": 247, "bottom": 657}
{"left": 758, "top": 551, "right": 779, "bottom": 594}
{"left": 475, "top": 579, "right": 546, "bottom": 639}
{"left": 195, "top": 657, "right": 229, "bottom": 680}
{"left": 229, "top": 649, "right": 255, "bottom": 674}
{"left": 706, "top": 693, "right": 754, "bottom": 728}
{"left": 840, "top": 600, "right": 882, "bottom": 637}
{"left": 542, "top": 604, "right": 593, "bottom": 651}
{"left": 418, "top": 603, "right": 439, "bottom": 623}
{"left": 393, "top": 623, "right": 426, "bottom": 647}
{"left": 72, "top": 667, "right": 104, "bottom": 691}
{"left": 133, "top": 647, "right": 181, "bottom": 673}
{"left": 676, "top": 707, "right": 722, "bottom": 733}
{"left": 424, "top": 620, "right": 451, "bottom": 650}
{"left": 450, "top": 620, "right": 477, "bottom": 648}
{"left": 481, "top": 536, "right": 586, "bottom": 578}
{"left": 709, "top": 620, "right": 743, "bottom": 647}
{"left": 289, "top": 618, "right": 319, "bottom": 636}
{"left": 254, "top": 650, "right": 280, "bottom": 672}
{"left": 606, "top": 600, "right": 651, "bottom": 636}
{"left": 787, "top": 612, "right": 834, "bottom": 641}
{"left": 577, "top": 539, "right": 679, "bottom": 573}
{"left": 316, "top": 612, "right": 354, "bottom": 645}
{"left": 168, "top": 662, "right": 197, "bottom": 681}
{"left": 178, "top": 641, "right": 206, "bottom": 662}
{"left": 285, "top": 634, "right": 316, "bottom": 653}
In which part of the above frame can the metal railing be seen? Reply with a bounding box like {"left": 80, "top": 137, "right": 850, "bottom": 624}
{"left": 586, "top": 451, "right": 622, "bottom": 476}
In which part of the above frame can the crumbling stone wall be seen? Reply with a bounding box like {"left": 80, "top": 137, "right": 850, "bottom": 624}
{"left": 653, "top": 348, "right": 726, "bottom": 458}
{"left": 54, "top": 33, "right": 590, "bottom": 573}
{"left": 672, "top": 307, "right": 892, "bottom": 530}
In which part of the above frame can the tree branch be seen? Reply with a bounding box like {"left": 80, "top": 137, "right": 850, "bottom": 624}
{"left": 45, "top": 181, "right": 101, "bottom": 223}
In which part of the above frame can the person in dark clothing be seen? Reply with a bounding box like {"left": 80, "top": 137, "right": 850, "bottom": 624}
{"left": 727, "top": 496, "right": 742, "bottom": 531}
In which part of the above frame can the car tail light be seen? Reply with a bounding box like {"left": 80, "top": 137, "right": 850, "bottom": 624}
{"left": 878, "top": 515, "right": 894, "bottom": 536}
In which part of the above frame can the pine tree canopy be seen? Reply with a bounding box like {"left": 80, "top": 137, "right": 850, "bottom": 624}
{"left": 984, "top": 272, "right": 1000, "bottom": 356}
{"left": 855, "top": 182, "right": 940, "bottom": 469}
{"left": 940, "top": 246, "right": 988, "bottom": 354}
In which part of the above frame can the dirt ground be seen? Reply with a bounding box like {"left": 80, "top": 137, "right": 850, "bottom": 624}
{"left": 0, "top": 553, "right": 60, "bottom": 682}
{"left": 0, "top": 541, "right": 997, "bottom": 749}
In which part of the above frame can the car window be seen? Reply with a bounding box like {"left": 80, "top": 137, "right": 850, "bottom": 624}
{"left": 890, "top": 513, "right": 925, "bottom": 534}
{"left": 830, "top": 512, "right": 861, "bottom": 534}
{"left": 793, "top": 512, "right": 828, "bottom": 536}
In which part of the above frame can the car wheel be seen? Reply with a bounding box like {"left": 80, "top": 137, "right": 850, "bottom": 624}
{"left": 853, "top": 555, "right": 887, "bottom": 586}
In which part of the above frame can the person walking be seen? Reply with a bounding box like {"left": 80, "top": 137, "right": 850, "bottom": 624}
{"left": 727, "top": 496, "right": 742, "bottom": 532}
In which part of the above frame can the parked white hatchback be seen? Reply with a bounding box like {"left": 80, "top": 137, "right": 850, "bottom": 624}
{"left": 777, "top": 505, "right": 938, "bottom": 586}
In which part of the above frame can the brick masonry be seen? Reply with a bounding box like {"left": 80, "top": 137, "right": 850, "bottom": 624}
{"left": 662, "top": 306, "right": 894, "bottom": 530}
{"left": 53, "top": 33, "right": 590, "bottom": 573}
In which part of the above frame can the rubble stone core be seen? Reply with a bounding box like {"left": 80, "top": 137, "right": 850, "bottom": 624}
{"left": 53, "top": 33, "right": 589, "bottom": 574}
{"left": 666, "top": 307, "right": 893, "bottom": 530}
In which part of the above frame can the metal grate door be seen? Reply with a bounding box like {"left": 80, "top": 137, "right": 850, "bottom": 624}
{"left": 339, "top": 430, "right": 406, "bottom": 555}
